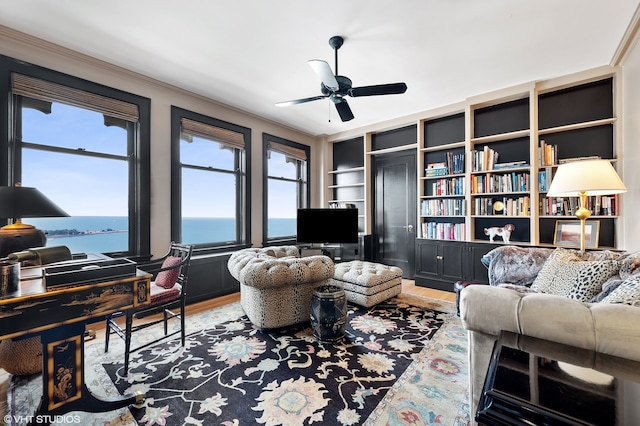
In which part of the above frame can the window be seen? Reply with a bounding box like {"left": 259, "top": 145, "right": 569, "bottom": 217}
{"left": 171, "top": 107, "right": 250, "bottom": 251}
{"left": 1, "top": 57, "right": 151, "bottom": 257}
{"left": 263, "top": 134, "right": 309, "bottom": 244}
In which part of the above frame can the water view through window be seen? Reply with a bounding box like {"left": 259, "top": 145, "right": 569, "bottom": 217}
{"left": 21, "top": 103, "right": 297, "bottom": 254}
{"left": 29, "top": 216, "right": 296, "bottom": 254}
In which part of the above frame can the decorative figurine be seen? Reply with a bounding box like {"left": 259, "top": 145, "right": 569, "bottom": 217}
{"left": 484, "top": 224, "right": 515, "bottom": 243}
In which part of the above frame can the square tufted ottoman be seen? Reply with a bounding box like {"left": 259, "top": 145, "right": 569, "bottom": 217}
{"left": 332, "top": 261, "right": 403, "bottom": 307}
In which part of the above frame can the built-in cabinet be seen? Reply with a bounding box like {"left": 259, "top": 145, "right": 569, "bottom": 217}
{"left": 414, "top": 240, "right": 499, "bottom": 291}
{"left": 327, "top": 66, "right": 621, "bottom": 290}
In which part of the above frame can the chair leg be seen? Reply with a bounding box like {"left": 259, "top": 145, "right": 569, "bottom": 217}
{"left": 180, "top": 304, "right": 186, "bottom": 346}
{"left": 124, "top": 313, "right": 133, "bottom": 375}
{"left": 163, "top": 310, "right": 169, "bottom": 336}
{"left": 104, "top": 316, "right": 111, "bottom": 352}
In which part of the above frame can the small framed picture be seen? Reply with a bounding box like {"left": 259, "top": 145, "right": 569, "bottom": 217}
{"left": 554, "top": 220, "right": 600, "bottom": 248}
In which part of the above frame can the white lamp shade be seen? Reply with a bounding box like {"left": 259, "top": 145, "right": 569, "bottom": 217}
{"left": 547, "top": 159, "right": 627, "bottom": 197}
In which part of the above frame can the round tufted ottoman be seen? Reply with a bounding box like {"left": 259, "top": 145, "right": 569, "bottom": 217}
{"left": 332, "top": 261, "right": 403, "bottom": 307}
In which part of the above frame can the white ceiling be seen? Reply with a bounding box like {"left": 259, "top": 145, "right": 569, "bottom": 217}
{"left": 0, "top": 0, "right": 638, "bottom": 137}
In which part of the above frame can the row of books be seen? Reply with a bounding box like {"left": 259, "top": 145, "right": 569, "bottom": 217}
{"left": 421, "top": 221, "right": 466, "bottom": 240}
{"left": 470, "top": 172, "right": 530, "bottom": 194}
{"left": 425, "top": 152, "right": 465, "bottom": 177}
{"left": 539, "top": 140, "right": 558, "bottom": 166}
{"left": 539, "top": 195, "right": 619, "bottom": 216}
{"left": 473, "top": 196, "right": 530, "bottom": 216}
{"left": 428, "top": 177, "right": 465, "bottom": 196}
{"left": 538, "top": 167, "right": 556, "bottom": 192}
{"left": 471, "top": 146, "right": 498, "bottom": 171}
{"left": 421, "top": 199, "right": 466, "bottom": 216}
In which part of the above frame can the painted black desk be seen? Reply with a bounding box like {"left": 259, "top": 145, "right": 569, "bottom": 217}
{"left": 1, "top": 259, "right": 151, "bottom": 425}
{"left": 477, "top": 331, "right": 640, "bottom": 426}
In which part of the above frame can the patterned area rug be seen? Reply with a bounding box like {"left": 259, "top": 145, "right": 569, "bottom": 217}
{"left": 8, "top": 294, "right": 470, "bottom": 426}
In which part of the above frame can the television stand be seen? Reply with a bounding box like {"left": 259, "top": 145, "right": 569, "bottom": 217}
{"left": 322, "top": 243, "right": 359, "bottom": 263}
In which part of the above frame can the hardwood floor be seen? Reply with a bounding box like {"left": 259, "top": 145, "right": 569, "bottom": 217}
{"left": 0, "top": 280, "right": 453, "bottom": 417}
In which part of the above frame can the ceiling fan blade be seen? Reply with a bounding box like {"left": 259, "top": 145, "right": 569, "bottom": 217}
{"left": 350, "top": 82, "right": 407, "bottom": 97}
{"left": 334, "top": 99, "right": 354, "bottom": 122}
{"left": 309, "top": 60, "right": 339, "bottom": 91}
{"left": 275, "top": 95, "right": 327, "bottom": 107}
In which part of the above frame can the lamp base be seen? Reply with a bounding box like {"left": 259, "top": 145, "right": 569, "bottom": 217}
{"left": 0, "top": 227, "right": 46, "bottom": 258}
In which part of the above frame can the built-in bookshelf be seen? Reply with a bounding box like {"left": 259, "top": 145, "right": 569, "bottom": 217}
{"left": 419, "top": 112, "right": 467, "bottom": 241}
{"left": 536, "top": 77, "right": 617, "bottom": 248}
{"left": 414, "top": 72, "right": 619, "bottom": 248}
{"left": 330, "top": 138, "right": 365, "bottom": 233}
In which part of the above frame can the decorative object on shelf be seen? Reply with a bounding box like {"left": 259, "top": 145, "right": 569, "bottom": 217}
{"left": 547, "top": 159, "right": 626, "bottom": 251}
{"left": 310, "top": 284, "right": 348, "bottom": 343}
{"left": 492, "top": 201, "right": 505, "bottom": 215}
{"left": 0, "top": 184, "right": 69, "bottom": 257}
{"left": 484, "top": 224, "right": 515, "bottom": 243}
{"left": 554, "top": 220, "right": 600, "bottom": 249}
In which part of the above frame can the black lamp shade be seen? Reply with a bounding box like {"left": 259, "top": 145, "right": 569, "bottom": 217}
{"left": 0, "top": 186, "right": 69, "bottom": 219}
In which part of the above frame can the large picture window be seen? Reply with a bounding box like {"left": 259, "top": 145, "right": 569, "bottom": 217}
{"left": 171, "top": 107, "right": 250, "bottom": 251}
{"left": 1, "top": 57, "right": 151, "bottom": 257}
{"left": 263, "top": 134, "right": 309, "bottom": 244}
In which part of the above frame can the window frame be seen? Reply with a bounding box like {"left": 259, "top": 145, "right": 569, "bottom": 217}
{"left": 0, "top": 55, "right": 151, "bottom": 259}
{"left": 170, "top": 106, "right": 251, "bottom": 254}
{"left": 262, "top": 133, "right": 310, "bottom": 245}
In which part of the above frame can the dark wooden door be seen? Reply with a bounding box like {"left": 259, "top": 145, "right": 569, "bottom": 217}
{"left": 373, "top": 151, "right": 416, "bottom": 277}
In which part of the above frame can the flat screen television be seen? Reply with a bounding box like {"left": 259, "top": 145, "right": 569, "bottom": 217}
{"left": 296, "top": 208, "right": 359, "bottom": 245}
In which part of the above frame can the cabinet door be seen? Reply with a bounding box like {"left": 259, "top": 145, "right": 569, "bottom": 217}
{"left": 415, "top": 240, "right": 439, "bottom": 278}
{"left": 465, "top": 243, "right": 500, "bottom": 283}
{"left": 440, "top": 242, "right": 465, "bottom": 282}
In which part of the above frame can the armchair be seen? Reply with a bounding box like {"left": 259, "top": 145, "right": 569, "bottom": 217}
{"left": 228, "top": 246, "right": 335, "bottom": 329}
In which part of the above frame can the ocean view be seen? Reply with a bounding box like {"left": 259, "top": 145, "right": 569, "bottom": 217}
{"left": 28, "top": 216, "right": 296, "bottom": 253}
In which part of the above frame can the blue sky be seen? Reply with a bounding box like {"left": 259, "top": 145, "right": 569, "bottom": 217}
{"left": 22, "top": 102, "right": 297, "bottom": 218}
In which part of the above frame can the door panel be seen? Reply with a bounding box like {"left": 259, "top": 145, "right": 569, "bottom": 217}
{"left": 374, "top": 151, "right": 416, "bottom": 277}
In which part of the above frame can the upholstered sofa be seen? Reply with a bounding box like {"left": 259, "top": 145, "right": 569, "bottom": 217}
{"left": 227, "top": 246, "right": 334, "bottom": 329}
{"left": 460, "top": 245, "right": 640, "bottom": 423}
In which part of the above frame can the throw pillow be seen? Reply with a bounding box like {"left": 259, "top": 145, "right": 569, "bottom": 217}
{"left": 600, "top": 276, "right": 640, "bottom": 305}
{"left": 531, "top": 248, "right": 620, "bottom": 300}
{"left": 566, "top": 260, "right": 620, "bottom": 301}
{"left": 155, "top": 256, "right": 182, "bottom": 289}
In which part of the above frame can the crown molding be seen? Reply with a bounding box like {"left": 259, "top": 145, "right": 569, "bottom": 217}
{"left": 611, "top": 2, "right": 640, "bottom": 66}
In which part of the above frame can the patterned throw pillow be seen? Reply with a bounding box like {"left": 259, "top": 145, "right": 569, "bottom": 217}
{"left": 600, "top": 276, "right": 640, "bottom": 305}
{"left": 531, "top": 248, "right": 620, "bottom": 301}
{"left": 155, "top": 256, "right": 182, "bottom": 289}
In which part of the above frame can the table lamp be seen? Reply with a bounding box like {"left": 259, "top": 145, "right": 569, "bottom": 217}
{"left": 547, "top": 159, "right": 626, "bottom": 252}
{"left": 0, "top": 184, "right": 69, "bottom": 257}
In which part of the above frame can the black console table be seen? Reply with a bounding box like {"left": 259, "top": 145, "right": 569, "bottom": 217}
{"left": 477, "top": 331, "right": 640, "bottom": 426}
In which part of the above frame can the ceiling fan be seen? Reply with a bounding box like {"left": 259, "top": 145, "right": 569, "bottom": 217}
{"left": 276, "top": 36, "right": 408, "bottom": 122}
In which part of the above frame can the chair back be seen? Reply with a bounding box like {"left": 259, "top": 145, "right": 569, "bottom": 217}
{"left": 141, "top": 242, "right": 194, "bottom": 297}
{"left": 164, "top": 242, "right": 194, "bottom": 293}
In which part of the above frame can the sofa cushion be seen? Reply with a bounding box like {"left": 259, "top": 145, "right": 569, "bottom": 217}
{"left": 531, "top": 248, "right": 620, "bottom": 301}
{"left": 600, "top": 276, "right": 640, "bottom": 306}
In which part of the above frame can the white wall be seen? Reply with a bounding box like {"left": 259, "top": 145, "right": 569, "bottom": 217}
{"left": 620, "top": 17, "right": 640, "bottom": 251}
{"left": 0, "top": 26, "right": 321, "bottom": 257}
